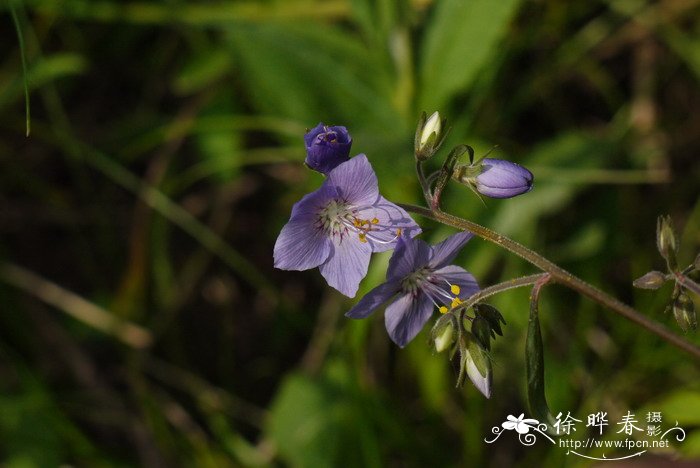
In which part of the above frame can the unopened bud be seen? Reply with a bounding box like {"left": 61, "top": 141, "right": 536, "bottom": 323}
{"left": 461, "top": 336, "right": 492, "bottom": 398}
{"left": 657, "top": 215, "right": 678, "bottom": 267}
{"left": 471, "top": 316, "right": 493, "bottom": 350}
{"left": 673, "top": 292, "right": 697, "bottom": 333}
{"left": 434, "top": 321, "right": 455, "bottom": 353}
{"left": 415, "top": 111, "right": 447, "bottom": 161}
{"left": 632, "top": 270, "right": 666, "bottom": 290}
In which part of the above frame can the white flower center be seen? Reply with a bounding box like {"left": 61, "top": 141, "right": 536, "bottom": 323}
{"left": 316, "top": 199, "right": 399, "bottom": 244}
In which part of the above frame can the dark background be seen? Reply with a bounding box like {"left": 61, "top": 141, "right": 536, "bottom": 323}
{"left": 1, "top": 0, "right": 699, "bottom": 466}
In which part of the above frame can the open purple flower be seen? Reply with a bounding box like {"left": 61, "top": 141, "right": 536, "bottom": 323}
{"left": 474, "top": 158, "right": 533, "bottom": 199}
{"left": 304, "top": 123, "right": 352, "bottom": 174}
{"left": 274, "top": 155, "right": 420, "bottom": 297}
{"left": 346, "top": 231, "right": 479, "bottom": 347}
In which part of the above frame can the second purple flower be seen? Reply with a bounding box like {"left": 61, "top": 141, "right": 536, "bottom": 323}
{"left": 346, "top": 231, "right": 480, "bottom": 347}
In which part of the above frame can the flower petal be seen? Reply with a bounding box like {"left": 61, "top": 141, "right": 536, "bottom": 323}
{"left": 384, "top": 292, "right": 434, "bottom": 348}
{"left": 273, "top": 216, "right": 331, "bottom": 271}
{"left": 290, "top": 183, "right": 337, "bottom": 219}
{"left": 386, "top": 235, "right": 432, "bottom": 282}
{"left": 429, "top": 231, "right": 474, "bottom": 269}
{"left": 356, "top": 196, "right": 421, "bottom": 253}
{"left": 433, "top": 265, "right": 480, "bottom": 298}
{"left": 326, "top": 154, "right": 379, "bottom": 206}
{"left": 319, "top": 236, "right": 372, "bottom": 297}
{"left": 345, "top": 281, "right": 401, "bottom": 319}
{"left": 515, "top": 424, "right": 531, "bottom": 435}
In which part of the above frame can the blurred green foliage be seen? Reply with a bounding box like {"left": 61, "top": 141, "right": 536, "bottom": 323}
{"left": 1, "top": 0, "right": 700, "bottom": 466}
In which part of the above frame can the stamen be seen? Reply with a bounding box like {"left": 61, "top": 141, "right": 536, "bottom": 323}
{"left": 371, "top": 217, "right": 379, "bottom": 224}
{"left": 439, "top": 306, "right": 448, "bottom": 314}
{"left": 451, "top": 297, "right": 462, "bottom": 309}
{"left": 451, "top": 284, "right": 460, "bottom": 295}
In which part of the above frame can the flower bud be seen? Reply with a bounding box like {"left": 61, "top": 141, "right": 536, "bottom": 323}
{"left": 415, "top": 111, "right": 448, "bottom": 161}
{"left": 632, "top": 270, "right": 666, "bottom": 290}
{"left": 455, "top": 158, "right": 533, "bottom": 199}
{"left": 471, "top": 316, "right": 493, "bottom": 350}
{"left": 420, "top": 111, "right": 441, "bottom": 148}
{"left": 460, "top": 335, "right": 492, "bottom": 398}
{"left": 673, "top": 292, "right": 697, "bottom": 333}
{"left": 433, "top": 321, "right": 455, "bottom": 353}
{"left": 304, "top": 123, "right": 352, "bottom": 174}
{"left": 656, "top": 215, "right": 678, "bottom": 267}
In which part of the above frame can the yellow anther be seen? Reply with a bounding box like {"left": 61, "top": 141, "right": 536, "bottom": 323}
{"left": 396, "top": 228, "right": 402, "bottom": 236}
{"left": 439, "top": 306, "right": 448, "bottom": 314}
{"left": 450, "top": 297, "right": 463, "bottom": 309}
{"left": 371, "top": 217, "right": 379, "bottom": 224}
{"left": 358, "top": 233, "right": 367, "bottom": 243}
{"left": 451, "top": 284, "right": 460, "bottom": 295}
{"left": 353, "top": 219, "right": 361, "bottom": 227}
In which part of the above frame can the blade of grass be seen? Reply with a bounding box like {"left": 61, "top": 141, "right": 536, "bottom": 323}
{"left": 9, "top": 0, "right": 30, "bottom": 136}
{"left": 0, "top": 262, "right": 152, "bottom": 348}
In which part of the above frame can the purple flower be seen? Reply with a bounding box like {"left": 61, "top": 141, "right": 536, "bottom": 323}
{"left": 304, "top": 123, "right": 352, "bottom": 174}
{"left": 274, "top": 155, "right": 420, "bottom": 297}
{"left": 346, "top": 231, "right": 479, "bottom": 347}
{"left": 474, "top": 158, "right": 533, "bottom": 199}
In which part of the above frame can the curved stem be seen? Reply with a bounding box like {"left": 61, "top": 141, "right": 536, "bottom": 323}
{"left": 459, "top": 273, "right": 549, "bottom": 311}
{"left": 399, "top": 203, "right": 700, "bottom": 361}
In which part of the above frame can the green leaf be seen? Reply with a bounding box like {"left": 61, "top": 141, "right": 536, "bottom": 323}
{"left": 419, "top": 0, "right": 523, "bottom": 110}
{"left": 526, "top": 283, "right": 556, "bottom": 428}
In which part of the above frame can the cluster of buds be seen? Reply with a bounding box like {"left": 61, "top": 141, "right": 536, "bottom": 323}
{"left": 633, "top": 215, "right": 699, "bottom": 332}
{"left": 430, "top": 303, "right": 506, "bottom": 398}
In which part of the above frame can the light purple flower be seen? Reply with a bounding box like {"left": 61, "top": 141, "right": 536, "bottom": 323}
{"left": 274, "top": 155, "right": 420, "bottom": 297}
{"left": 474, "top": 158, "right": 533, "bottom": 199}
{"left": 346, "top": 231, "right": 479, "bottom": 347}
{"left": 304, "top": 123, "right": 352, "bottom": 174}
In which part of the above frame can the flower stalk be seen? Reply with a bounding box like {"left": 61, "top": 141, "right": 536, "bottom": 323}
{"left": 399, "top": 203, "right": 700, "bottom": 361}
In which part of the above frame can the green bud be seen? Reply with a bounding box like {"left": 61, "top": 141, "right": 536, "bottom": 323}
{"left": 459, "top": 334, "right": 492, "bottom": 398}
{"left": 471, "top": 316, "right": 492, "bottom": 350}
{"left": 657, "top": 215, "right": 678, "bottom": 268}
{"left": 433, "top": 321, "right": 455, "bottom": 353}
{"left": 673, "top": 292, "right": 697, "bottom": 333}
{"left": 414, "top": 111, "right": 448, "bottom": 161}
{"left": 473, "top": 303, "right": 506, "bottom": 336}
{"left": 632, "top": 270, "right": 666, "bottom": 290}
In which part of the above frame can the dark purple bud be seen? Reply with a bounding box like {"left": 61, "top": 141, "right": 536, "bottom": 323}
{"left": 474, "top": 158, "right": 534, "bottom": 199}
{"left": 304, "top": 123, "right": 352, "bottom": 174}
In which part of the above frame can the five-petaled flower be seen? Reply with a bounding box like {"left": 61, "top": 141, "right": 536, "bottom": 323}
{"left": 502, "top": 414, "right": 539, "bottom": 434}
{"left": 304, "top": 123, "right": 352, "bottom": 174}
{"left": 274, "top": 155, "right": 421, "bottom": 297}
{"left": 345, "top": 231, "right": 479, "bottom": 347}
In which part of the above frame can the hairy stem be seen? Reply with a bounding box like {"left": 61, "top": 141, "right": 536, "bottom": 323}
{"left": 459, "top": 273, "right": 549, "bottom": 311}
{"left": 400, "top": 203, "right": 700, "bottom": 361}
{"left": 676, "top": 274, "right": 700, "bottom": 297}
